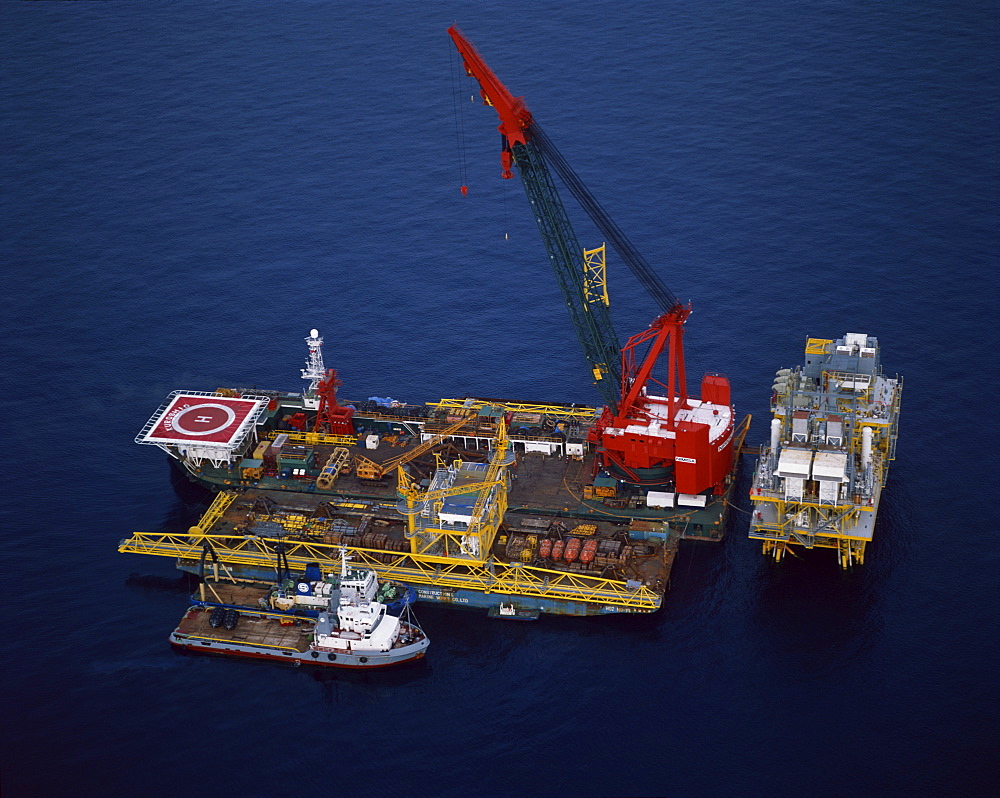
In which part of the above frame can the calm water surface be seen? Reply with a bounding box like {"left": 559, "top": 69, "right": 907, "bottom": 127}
{"left": 3, "top": 2, "right": 997, "bottom": 795}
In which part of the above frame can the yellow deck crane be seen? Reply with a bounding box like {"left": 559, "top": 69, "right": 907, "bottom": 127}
{"left": 395, "top": 417, "right": 513, "bottom": 559}
{"left": 352, "top": 414, "right": 475, "bottom": 480}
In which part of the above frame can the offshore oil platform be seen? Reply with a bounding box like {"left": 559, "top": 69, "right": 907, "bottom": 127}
{"left": 121, "top": 26, "right": 757, "bottom": 617}
{"left": 749, "top": 333, "right": 901, "bottom": 567}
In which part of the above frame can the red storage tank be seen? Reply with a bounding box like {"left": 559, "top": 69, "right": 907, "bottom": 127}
{"left": 564, "top": 537, "right": 581, "bottom": 563}
{"left": 539, "top": 538, "right": 553, "bottom": 559}
{"left": 551, "top": 539, "right": 565, "bottom": 561}
{"left": 580, "top": 539, "right": 599, "bottom": 564}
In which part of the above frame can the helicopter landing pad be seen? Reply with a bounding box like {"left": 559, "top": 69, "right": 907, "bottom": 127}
{"left": 140, "top": 394, "right": 266, "bottom": 446}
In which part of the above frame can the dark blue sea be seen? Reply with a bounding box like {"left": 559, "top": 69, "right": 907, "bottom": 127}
{"left": 3, "top": 2, "right": 997, "bottom": 795}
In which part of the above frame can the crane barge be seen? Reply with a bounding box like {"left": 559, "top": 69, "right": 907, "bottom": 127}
{"left": 120, "top": 28, "right": 750, "bottom": 617}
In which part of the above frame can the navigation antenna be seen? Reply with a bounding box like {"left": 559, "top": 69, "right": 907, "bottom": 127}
{"left": 301, "top": 329, "right": 325, "bottom": 409}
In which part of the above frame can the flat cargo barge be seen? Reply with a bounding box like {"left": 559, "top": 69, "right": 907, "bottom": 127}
{"left": 127, "top": 478, "right": 716, "bottom": 616}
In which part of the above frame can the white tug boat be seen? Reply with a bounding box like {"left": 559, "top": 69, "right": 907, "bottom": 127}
{"left": 171, "top": 550, "right": 429, "bottom": 668}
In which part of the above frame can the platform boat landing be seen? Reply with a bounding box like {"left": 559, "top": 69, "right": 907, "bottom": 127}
{"left": 749, "top": 333, "right": 901, "bottom": 567}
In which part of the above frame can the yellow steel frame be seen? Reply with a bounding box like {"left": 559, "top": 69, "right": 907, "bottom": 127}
{"left": 350, "top": 409, "right": 428, "bottom": 425}
{"left": 754, "top": 338, "right": 900, "bottom": 568}
{"left": 175, "top": 631, "right": 302, "bottom": 653}
{"left": 751, "top": 536, "right": 868, "bottom": 568}
{"left": 265, "top": 430, "right": 358, "bottom": 446}
{"left": 398, "top": 471, "right": 504, "bottom": 554}
{"left": 118, "top": 533, "right": 660, "bottom": 610}
{"left": 189, "top": 490, "right": 238, "bottom": 535}
{"left": 805, "top": 338, "right": 833, "bottom": 355}
{"left": 316, "top": 447, "right": 351, "bottom": 489}
{"left": 427, "top": 398, "right": 597, "bottom": 420}
{"left": 583, "top": 243, "right": 609, "bottom": 306}
{"left": 759, "top": 536, "right": 867, "bottom": 566}
{"left": 758, "top": 536, "right": 869, "bottom": 567}
{"left": 354, "top": 414, "right": 474, "bottom": 480}
{"left": 750, "top": 440, "right": 886, "bottom": 566}
{"left": 466, "top": 416, "right": 509, "bottom": 549}
{"left": 749, "top": 494, "right": 866, "bottom": 538}
{"left": 397, "top": 419, "right": 510, "bottom": 560}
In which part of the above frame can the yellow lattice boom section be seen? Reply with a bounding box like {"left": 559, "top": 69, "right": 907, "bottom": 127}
{"left": 188, "top": 491, "right": 238, "bottom": 535}
{"left": 354, "top": 414, "right": 475, "bottom": 480}
{"left": 427, "top": 398, "right": 597, "bottom": 421}
{"left": 118, "top": 532, "right": 661, "bottom": 610}
{"left": 264, "top": 430, "right": 358, "bottom": 446}
{"left": 583, "top": 243, "right": 609, "bottom": 307}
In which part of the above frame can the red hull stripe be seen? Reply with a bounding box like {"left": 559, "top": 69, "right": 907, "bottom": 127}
{"left": 171, "top": 640, "right": 423, "bottom": 669}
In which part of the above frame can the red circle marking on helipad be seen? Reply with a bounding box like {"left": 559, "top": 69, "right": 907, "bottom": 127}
{"left": 172, "top": 404, "right": 237, "bottom": 436}
{"left": 146, "top": 395, "right": 261, "bottom": 444}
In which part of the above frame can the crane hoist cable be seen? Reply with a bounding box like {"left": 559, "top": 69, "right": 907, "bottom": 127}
{"left": 529, "top": 122, "right": 681, "bottom": 314}
{"left": 449, "top": 42, "right": 469, "bottom": 195}
{"left": 446, "top": 25, "right": 623, "bottom": 410}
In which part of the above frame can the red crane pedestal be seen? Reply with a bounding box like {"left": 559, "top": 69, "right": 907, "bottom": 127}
{"left": 313, "top": 369, "right": 355, "bottom": 435}
{"left": 590, "top": 307, "right": 735, "bottom": 495}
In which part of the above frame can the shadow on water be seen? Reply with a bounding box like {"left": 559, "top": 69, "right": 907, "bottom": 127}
{"left": 124, "top": 571, "right": 196, "bottom": 595}
{"left": 868, "top": 476, "right": 916, "bottom": 573}
{"left": 167, "top": 458, "right": 213, "bottom": 504}
{"left": 167, "top": 644, "right": 433, "bottom": 688}
{"left": 752, "top": 549, "right": 882, "bottom": 673}
{"left": 306, "top": 658, "right": 435, "bottom": 708}
{"left": 152, "top": 461, "right": 216, "bottom": 532}
{"left": 742, "top": 451, "right": 917, "bottom": 675}
{"left": 306, "top": 656, "right": 432, "bottom": 691}
{"left": 167, "top": 458, "right": 212, "bottom": 504}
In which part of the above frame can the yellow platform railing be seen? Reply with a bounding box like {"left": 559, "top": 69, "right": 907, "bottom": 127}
{"left": 264, "top": 430, "right": 358, "bottom": 446}
{"left": 427, "top": 397, "right": 598, "bottom": 421}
